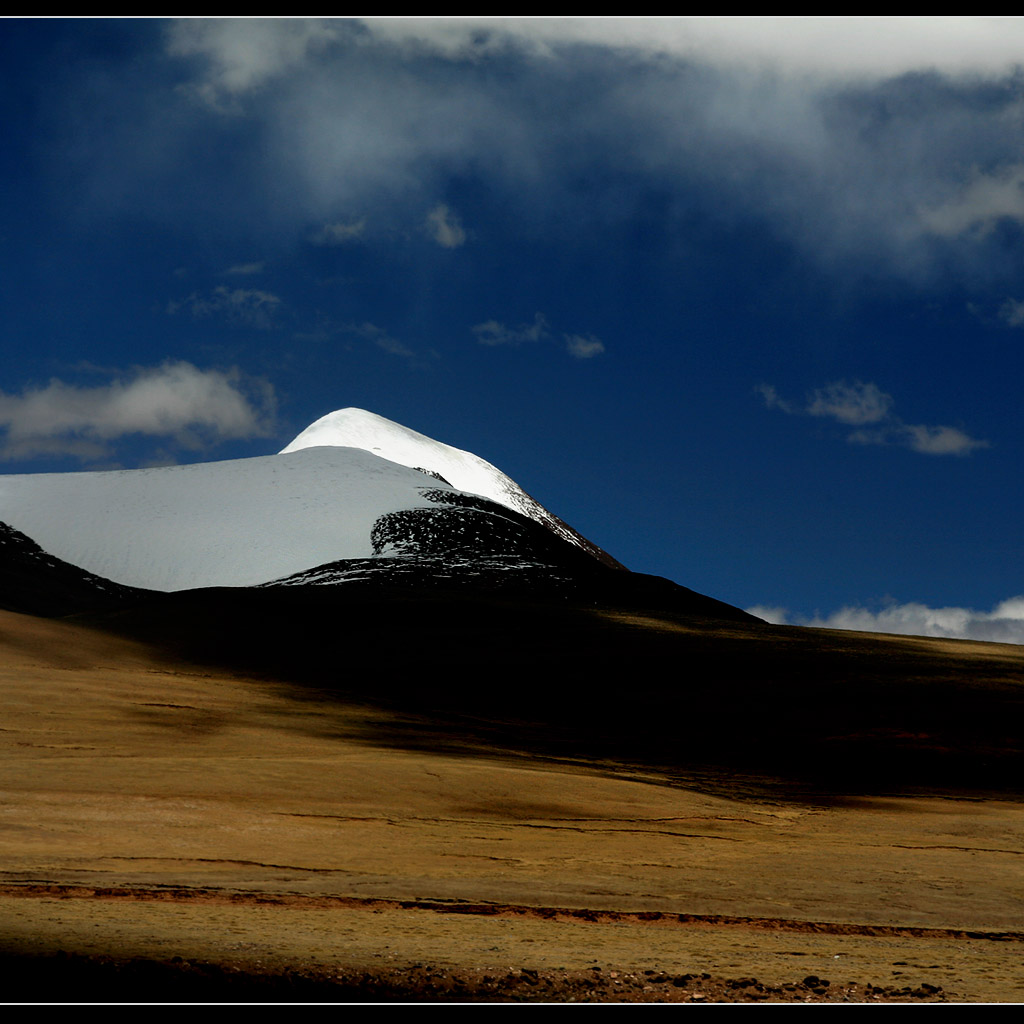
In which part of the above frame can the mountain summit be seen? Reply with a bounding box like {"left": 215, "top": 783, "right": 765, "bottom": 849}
{"left": 0, "top": 407, "right": 755, "bottom": 621}
{"left": 0, "top": 408, "right": 620, "bottom": 591}
{"left": 281, "top": 408, "right": 623, "bottom": 569}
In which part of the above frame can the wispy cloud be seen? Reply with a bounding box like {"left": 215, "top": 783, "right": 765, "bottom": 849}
{"left": 472, "top": 313, "right": 549, "bottom": 347}
{"left": 760, "top": 379, "right": 988, "bottom": 456}
{"left": 850, "top": 423, "right": 989, "bottom": 457}
{"left": 0, "top": 361, "right": 276, "bottom": 461}
{"left": 752, "top": 596, "right": 1024, "bottom": 646}
{"left": 166, "top": 18, "right": 341, "bottom": 109}
{"left": 343, "top": 321, "right": 420, "bottom": 363}
{"left": 807, "top": 381, "right": 892, "bottom": 426}
{"left": 129, "top": 19, "right": 1024, "bottom": 283}
{"left": 309, "top": 219, "right": 367, "bottom": 245}
{"left": 167, "top": 286, "right": 282, "bottom": 330}
{"left": 999, "top": 298, "right": 1024, "bottom": 327}
{"left": 919, "top": 165, "right": 1024, "bottom": 239}
{"left": 564, "top": 333, "right": 605, "bottom": 359}
{"left": 373, "top": 335, "right": 415, "bottom": 359}
{"left": 31, "top": 18, "right": 992, "bottom": 293}
{"left": 472, "top": 313, "right": 605, "bottom": 360}
{"left": 754, "top": 383, "right": 794, "bottom": 415}
{"left": 225, "top": 261, "right": 265, "bottom": 275}
{"left": 426, "top": 203, "right": 466, "bottom": 248}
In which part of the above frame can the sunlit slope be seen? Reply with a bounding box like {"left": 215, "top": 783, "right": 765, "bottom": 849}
{"left": 0, "top": 447, "right": 462, "bottom": 591}
{"left": 2, "top": 599, "right": 1023, "bottom": 1002}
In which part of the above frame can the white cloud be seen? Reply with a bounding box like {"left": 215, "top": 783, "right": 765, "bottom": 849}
{"left": 919, "top": 164, "right": 1024, "bottom": 239}
{"left": 564, "top": 333, "right": 605, "bottom": 359}
{"left": 847, "top": 422, "right": 989, "bottom": 456}
{"left": 0, "top": 361, "right": 276, "bottom": 461}
{"left": 745, "top": 604, "right": 790, "bottom": 625}
{"left": 170, "top": 18, "right": 1024, "bottom": 93}
{"left": 426, "top": 203, "right": 467, "bottom": 248}
{"left": 225, "top": 261, "right": 265, "bottom": 275}
{"left": 807, "top": 380, "right": 893, "bottom": 425}
{"left": 310, "top": 219, "right": 367, "bottom": 245}
{"left": 763, "top": 380, "right": 987, "bottom": 457}
{"left": 167, "top": 286, "right": 282, "bottom": 330}
{"left": 898, "top": 423, "right": 989, "bottom": 457}
{"left": 147, "top": 18, "right": 1024, "bottom": 279}
{"left": 166, "top": 18, "right": 341, "bottom": 107}
{"left": 760, "top": 596, "right": 1024, "bottom": 646}
{"left": 359, "top": 17, "right": 1024, "bottom": 82}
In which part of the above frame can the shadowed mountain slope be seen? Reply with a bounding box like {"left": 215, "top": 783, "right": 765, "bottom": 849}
{"left": 82, "top": 584, "right": 1024, "bottom": 799}
{"left": 4, "top": 406, "right": 1019, "bottom": 799}
{"left": 0, "top": 522, "right": 146, "bottom": 618}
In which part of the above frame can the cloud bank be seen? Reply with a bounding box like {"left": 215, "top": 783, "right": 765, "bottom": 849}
{"left": 170, "top": 18, "right": 1024, "bottom": 94}
{"left": 750, "top": 596, "right": 1024, "bottom": 646}
{"left": 0, "top": 361, "right": 276, "bottom": 461}
{"left": 138, "top": 18, "right": 1024, "bottom": 281}
{"left": 358, "top": 17, "right": 1024, "bottom": 81}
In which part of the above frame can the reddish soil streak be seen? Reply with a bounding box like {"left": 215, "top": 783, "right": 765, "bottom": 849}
{"left": 2, "top": 882, "right": 1019, "bottom": 943}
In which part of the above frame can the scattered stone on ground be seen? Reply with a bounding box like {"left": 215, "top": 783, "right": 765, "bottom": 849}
{"left": 2, "top": 952, "right": 952, "bottom": 1003}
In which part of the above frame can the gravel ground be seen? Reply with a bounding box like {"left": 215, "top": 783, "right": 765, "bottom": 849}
{"left": 3, "top": 952, "right": 952, "bottom": 1003}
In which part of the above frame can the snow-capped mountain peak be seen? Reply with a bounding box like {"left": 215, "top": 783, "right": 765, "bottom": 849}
{"left": 283, "top": 408, "right": 538, "bottom": 509}
{"left": 0, "top": 408, "right": 620, "bottom": 592}
{"left": 280, "top": 409, "right": 623, "bottom": 569}
{"left": 0, "top": 407, "right": 760, "bottom": 621}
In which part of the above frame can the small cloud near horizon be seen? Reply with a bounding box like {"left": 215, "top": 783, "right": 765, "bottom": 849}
{"left": 749, "top": 595, "right": 1024, "bottom": 646}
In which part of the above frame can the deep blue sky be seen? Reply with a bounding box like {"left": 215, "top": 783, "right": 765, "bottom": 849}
{"left": 3, "top": 18, "right": 1024, "bottom": 641}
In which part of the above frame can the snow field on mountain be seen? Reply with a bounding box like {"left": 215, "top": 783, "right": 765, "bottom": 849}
{"left": 0, "top": 448, "right": 455, "bottom": 592}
